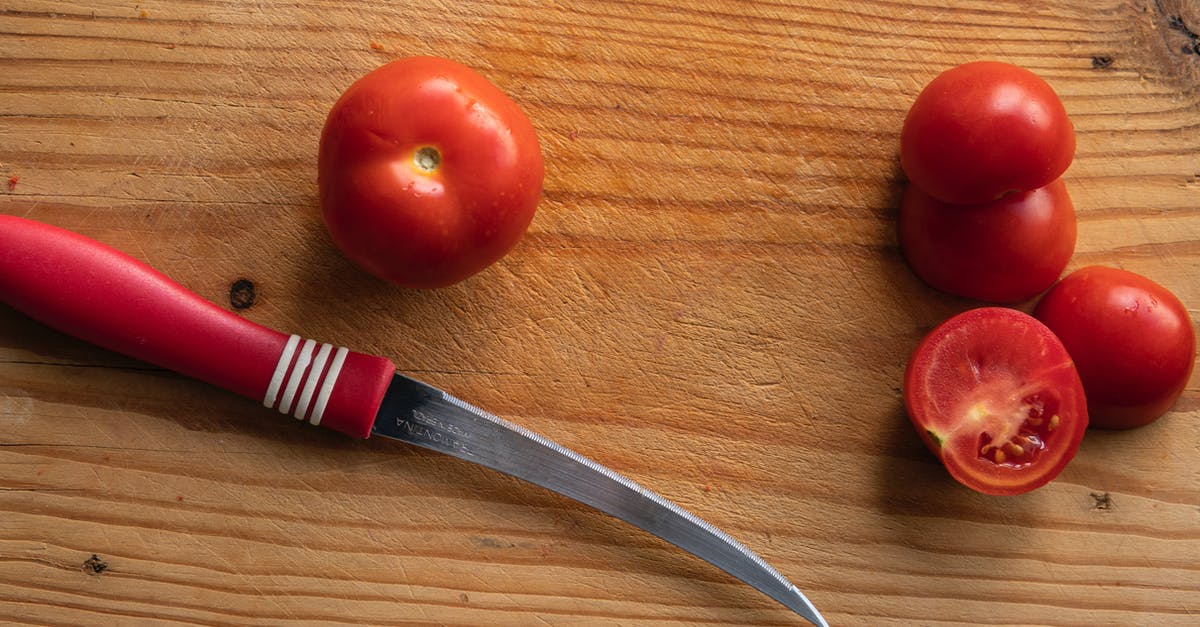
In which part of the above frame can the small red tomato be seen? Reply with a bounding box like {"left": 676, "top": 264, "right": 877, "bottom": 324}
{"left": 904, "top": 308, "right": 1088, "bottom": 495}
{"left": 318, "top": 56, "right": 544, "bottom": 288}
{"left": 898, "top": 178, "right": 1076, "bottom": 303}
{"left": 900, "top": 61, "right": 1075, "bottom": 205}
{"left": 1033, "top": 266, "right": 1196, "bottom": 429}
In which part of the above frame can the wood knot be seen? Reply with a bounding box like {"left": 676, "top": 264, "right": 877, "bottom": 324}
{"left": 82, "top": 554, "right": 108, "bottom": 575}
{"left": 1166, "top": 13, "right": 1200, "bottom": 55}
{"left": 229, "top": 279, "right": 257, "bottom": 310}
{"left": 1090, "top": 491, "right": 1114, "bottom": 511}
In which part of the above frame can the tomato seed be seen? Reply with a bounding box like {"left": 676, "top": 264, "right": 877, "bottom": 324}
{"left": 1048, "top": 415, "right": 1060, "bottom": 431}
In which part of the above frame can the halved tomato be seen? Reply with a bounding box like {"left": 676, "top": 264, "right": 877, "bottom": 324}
{"left": 899, "top": 178, "right": 1076, "bottom": 303}
{"left": 903, "top": 308, "right": 1088, "bottom": 495}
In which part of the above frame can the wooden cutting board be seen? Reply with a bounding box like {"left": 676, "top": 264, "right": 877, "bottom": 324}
{"left": 2, "top": 1, "right": 1198, "bottom": 624}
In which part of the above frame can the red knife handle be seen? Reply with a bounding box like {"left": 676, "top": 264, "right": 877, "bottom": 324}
{"left": 0, "top": 215, "right": 394, "bottom": 438}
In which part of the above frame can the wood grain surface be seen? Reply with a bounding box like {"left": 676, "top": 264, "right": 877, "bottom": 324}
{"left": 2, "top": 1, "right": 1199, "bottom": 625}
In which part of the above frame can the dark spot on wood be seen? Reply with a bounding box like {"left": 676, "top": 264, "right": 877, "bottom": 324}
{"left": 82, "top": 554, "right": 108, "bottom": 574}
{"left": 229, "top": 279, "right": 256, "bottom": 310}
{"left": 1090, "top": 491, "right": 1113, "bottom": 511}
{"left": 474, "top": 536, "right": 514, "bottom": 549}
{"left": 1165, "top": 10, "right": 1200, "bottom": 54}
{"left": 1091, "top": 55, "right": 1114, "bottom": 69}
{"left": 458, "top": 592, "right": 469, "bottom": 603}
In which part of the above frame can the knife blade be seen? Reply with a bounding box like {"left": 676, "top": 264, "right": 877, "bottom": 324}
{"left": 0, "top": 215, "right": 827, "bottom": 625}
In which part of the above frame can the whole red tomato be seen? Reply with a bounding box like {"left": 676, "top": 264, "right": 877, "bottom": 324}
{"left": 900, "top": 61, "right": 1075, "bottom": 205}
{"left": 904, "top": 308, "right": 1089, "bottom": 495}
{"left": 898, "top": 178, "right": 1076, "bottom": 303}
{"left": 1034, "top": 266, "right": 1196, "bottom": 429}
{"left": 318, "top": 56, "right": 544, "bottom": 288}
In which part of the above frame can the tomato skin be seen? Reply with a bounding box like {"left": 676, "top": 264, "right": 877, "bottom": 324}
{"left": 318, "top": 56, "right": 544, "bottom": 288}
{"left": 900, "top": 61, "right": 1075, "bottom": 205}
{"left": 1033, "top": 266, "right": 1196, "bottom": 429}
{"left": 899, "top": 178, "right": 1076, "bottom": 303}
{"left": 904, "top": 308, "right": 1088, "bottom": 496}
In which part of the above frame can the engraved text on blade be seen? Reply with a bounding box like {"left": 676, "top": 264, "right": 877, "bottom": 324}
{"left": 397, "top": 409, "right": 471, "bottom": 455}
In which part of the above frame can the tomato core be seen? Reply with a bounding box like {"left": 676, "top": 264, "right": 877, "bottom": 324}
{"left": 413, "top": 146, "right": 441, "bottom": 173}
{"left": 969, "top": 391, "right": 1060, "bottom": 468}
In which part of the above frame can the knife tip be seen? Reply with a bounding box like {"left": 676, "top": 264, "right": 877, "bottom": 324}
{"left": 788, "top": 584, "right": 829, "bottom": 627}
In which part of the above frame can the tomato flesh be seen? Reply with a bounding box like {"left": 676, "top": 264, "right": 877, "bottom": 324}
{"left": 904, "top": 308, "right": 1088, "bottom": 495}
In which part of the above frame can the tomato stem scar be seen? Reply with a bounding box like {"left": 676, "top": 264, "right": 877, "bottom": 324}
{"left": 413, "top": 146, "right": 440, "bottom": 173}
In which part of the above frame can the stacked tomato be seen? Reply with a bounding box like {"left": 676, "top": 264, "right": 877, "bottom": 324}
{"left": 898, "top": 62, "right": 1195, "bottom": 495}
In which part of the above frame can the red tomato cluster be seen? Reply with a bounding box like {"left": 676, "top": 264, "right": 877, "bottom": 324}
{"left": 898, "top": 62, "right": 1195, "bottom": 496}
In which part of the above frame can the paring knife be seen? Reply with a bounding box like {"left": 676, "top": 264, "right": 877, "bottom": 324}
{"left": 0, "top": 215, "right": 827, "bottom": 625}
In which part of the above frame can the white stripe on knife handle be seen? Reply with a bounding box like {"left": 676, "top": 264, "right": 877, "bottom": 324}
{"left": 264, "top": 335, "right": 351, "bottom": 425}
